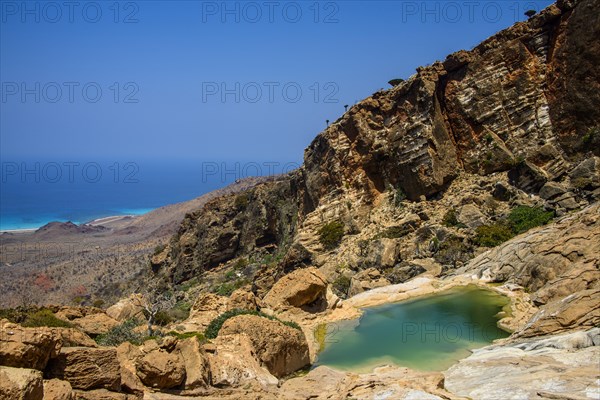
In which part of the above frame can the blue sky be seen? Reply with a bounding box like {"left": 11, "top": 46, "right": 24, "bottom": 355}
{"left": 1, "top": 0, "right": 555, "bottom": 165}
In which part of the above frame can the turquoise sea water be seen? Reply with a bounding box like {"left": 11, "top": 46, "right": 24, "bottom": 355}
{"left": 0, "top": 159, "right": 277, "bottom": 231}
{"left": 314, "top": 286, "right": 510, "bottom": 372}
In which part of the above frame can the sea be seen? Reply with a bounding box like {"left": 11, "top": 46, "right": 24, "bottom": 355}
{"left": 0, "top": 159, "right": 300, "bottom": 231}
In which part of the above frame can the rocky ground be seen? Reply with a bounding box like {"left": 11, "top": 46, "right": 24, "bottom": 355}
{"left": 1, "top": 0, "right": 599, "bottom": 399}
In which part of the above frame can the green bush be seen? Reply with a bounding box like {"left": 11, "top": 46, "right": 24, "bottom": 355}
{"left": 474, "top": 223, "right": 514, "bottom": 247}
{"left": 21, "top": 309, "right": 73, "bottom": 328}
{"left": 377, "top": 225, "right": 412, "bottom": 239}
{"left": 442, "top": 209, "right": 465, "bottom": 228}
{"left": 204, "top": 309, "right": 300, "bottom": 339}
{"left": 95, "top": 319, "right": 145, "bottom": 346}
{"left": 234, "top": 193, "right": 250, "bottom": 209}
{"left": 507, "top": 206, "right": 554, "bottom": 234}
{"left": 332, "top": 275, "right": 351, "bottom": 298}
{"left": 318, "top": 221, "right": 345, "bottom": 250}
{"left": 153, "top": 244, "right": 166, "bottom": 256}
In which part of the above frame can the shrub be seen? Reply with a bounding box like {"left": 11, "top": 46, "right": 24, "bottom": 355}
{"left": 318, "top": 221, "right": 345, "bottom": 250}
{"left": 92, "top": 299, "right": 105, "bottom": 309}
{"left": 582, "top": 126, "right": 599, "bottom": 146}
{"left": 21, "top": 309, "right": 73, "bottom": 328}
{"left": 204, "top": 309, "right": 300, "bottom": 339}
{"left": 474, "top": 223, "right": 514, "bottom": 247}
{"left": 214, "top": 278, "right": 247, "bottom": 296}
{"left": 394, "top": 187, "right": 407, "bottom": 206}
{"left": 507, "top": 206, "right": 554, "bottom": 234}
{"left": 153, "top": 244, "right": 166, "bottom": 256}
{"left": 332, "top": 275, "right": 351, "bottom": 298}
{"left": 434, "top": 237, "right": 473, "bottom": 267}
{"left": 95, "top": 319, "right": 145, "bottom": 346}
{"left": 442, "top": 209, "right": 465, "bottom": 228}
{"left": 234, "top": 193, "right": 250, "bottom": 209}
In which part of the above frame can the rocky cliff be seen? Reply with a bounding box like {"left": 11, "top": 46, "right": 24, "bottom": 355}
{"left": 155, "top": 0, "right": 600, "bottom": 294}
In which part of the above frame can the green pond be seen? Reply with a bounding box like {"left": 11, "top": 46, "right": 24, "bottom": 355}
{"left": 314, "top": 285, "right": 510, "bottom": 372}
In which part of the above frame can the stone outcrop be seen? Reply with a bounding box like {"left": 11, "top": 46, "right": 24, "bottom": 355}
{"left": 0, "top": 366, "right": 44, "bottom": 400}
{"left": 43, "top": 379, "right": 74, "bottom": 400}
{"left": 348, "top": 268, "right": 391, "bottom": 297}
{"left": 45, "top": 347, "right": 121, "bottom": 391}
{"left": 444, "top": 328, "right": 600, "bottom": 399}
{"left": 174, "top": 337, "right": 211, "bottom": 389}
{"left": 262, "top": 267, "right": 328, "bottom": 311}
{"left": 105, "top": 295, "right": 145, "bottom": 322}
{"left": 135, "top": 349, "right": 186, "bottom": 390}
{"left": 71, "top": 314, "right": 119, "bottom": 337}
{"left": 0, "top": 320, "right": 62, "bottom": 370}
{"left": 459, "top": 203, "right": 600, "bottom": 335}
{"left": 218, "top": 315, "right": 310, "bottom": 378}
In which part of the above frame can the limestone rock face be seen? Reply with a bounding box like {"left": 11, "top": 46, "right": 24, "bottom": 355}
{"left": 348, "top": 268, "right": 391, "bottom": 297}
{"left": 135, "top": 349, "right": 185, "bottom": 389}
{"left": 462, "top": 203, "right": 600, "bottom": 335}
{"left": 0, "top": 320, "right": 62, "bottom": 370}
{"left": 444, "top": 328, "right": 600, "bottom": 400}
{"left": 43, "top": 379, "right": 74, "bottom": 400}
{"left": 219, "top": 315, "right": 310, "bottom": 378}
{"left": 105, "top": 295, "right": 144, "bottom": 322}
{"left": 280, "top": 365, "right": 449, "bottom": 400}
{"left": 174, "top": 337, "right": 211, "bottom": 389}
{"left": 45, "top": 347, "right": 121, "bottom": 391}
{"left": 0, "top": 366, "right": 43, "bottom": 400}
{"left": 208, "top": 334, "right": 278, "bottom": 388}
{"left": 72, "top": 313, "right": 119, "bottom": 337}
{"left": 262, "top": 267, "right": 328, "bottom": 310}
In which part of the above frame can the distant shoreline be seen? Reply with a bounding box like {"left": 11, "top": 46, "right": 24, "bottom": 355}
{"left": 0, "top": 209, "right": 154, "bottom": 233}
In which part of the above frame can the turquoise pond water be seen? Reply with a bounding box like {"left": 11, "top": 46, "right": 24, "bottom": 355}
{"left": 314, "top": 285, "right": 510, "bottom": 372}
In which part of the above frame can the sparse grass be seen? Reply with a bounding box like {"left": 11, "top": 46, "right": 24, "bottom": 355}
{"left": 376, "top": 225, "right": 412, "bottom": 239}
{"left": 21, "top": 309, "right": 73, "bottom": 328}
{"left": 318, "top": 221, "right": 345, "bottom": 250}
{"left": 166, "top": 330, "right": 206, "bottom": 343}
{"left": 204, "top": 309, "right": 300, "bottom": 339}
{"left": 442, "top": 209, "right": 465, "bottom": 228}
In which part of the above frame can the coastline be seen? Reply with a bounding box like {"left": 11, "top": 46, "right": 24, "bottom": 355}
{"left": 0, "top": 209, "right": 154, "bottom": 233}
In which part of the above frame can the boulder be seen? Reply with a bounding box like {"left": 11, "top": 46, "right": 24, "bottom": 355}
{"left": 45, "top": 347, "right": 121, "bottom": 391}
{"left": 116, "top": 342, "right": 145, "bottom": 395}
{"left": 105, "top": 295, "right": 144, "bottom": 322}
{"left": 262, "top": 267, "right": 327, "bottom": 310}
{"left": 458, "top": 204, "right": 487, "bottom": 228}
{"left": 72, "top": 314, "right": 119, "bottom": 337}
{"left": 208, "top": 334, "right": 278, "bottom": 388}
{"left": 71, "top": 390, "right": 137, "bottom": 400}
{"left": 181, "top": 293, "right": 229, "bottom": 332}
{"left": 219, "top": 315, "right": 310, "bottom": 378}
{"left": 54, "top": 328, "right": 97, "bottom": 348}
{"left": 538, "top": 181, "right": 567, "bottom": 200}
{"left": 135, "top": 349, "right": 185, "bottom": 389}
{"left": 348, "top": 268, "right": 391, "bottom": 297}
{"left": 43, "top": 379, "right": 74, "bottom": 400}
{"left": 174, "top": 337, "right": 211, "bottom": 389}
{"left": 0, "top": 320, "right": 62, "bottom": 370}
{"left": 0, "top": 366, "right": 43, "bottom": 400}
{"left": 228, "top": 288, "right": 258, "bottom": 311}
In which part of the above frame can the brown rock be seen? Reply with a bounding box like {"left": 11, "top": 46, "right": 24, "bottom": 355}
{"left": 207, "top": 334, "right": 278, "bottom": 388}
{"left": 0, "top": 366, "right": 43, "bottom": 400}
{"left": 116, "top": 342, "right": 145, "bottom": 395}
{"left": 348, "top": 268, "right": 391, "bottom": 297}
{"left": 105, "top": 295, "right": 144, "bottom": 322}
{"left": 174, "top": 337, "right": 210, "bottom": 389}
{"left": 43, "top": 379, "right": 74, "bottom": 400}
{"left": 45, "top": 347, "right": 121, "bottom": 391}
{"left": 71, "top": 389, "right": 137, "bottom": 400}
{"left": 219, "top": 315, "right": 310, "bottom": 378}
{"left": 135, "top": 349, "right": 185, "bottom": 389}
{"left": 53, "top": 328, "right": 97, "bottom": 348}
{"left": 262, "top": 267, "right": 327, "bottom": 310}
{"left": 0, "top": 320, "right": 62, "bottom": 370}
{"left": 228, "top": 288, "right": 258, "bottom": 311}
{"left": 72, "top": 314, "right": 119, "bottom": 337}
